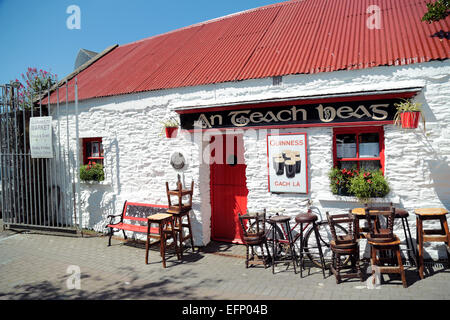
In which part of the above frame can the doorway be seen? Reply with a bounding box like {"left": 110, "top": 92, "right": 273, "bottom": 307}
{"left": 210, "top": 134, "right": 248, "bottom": 244}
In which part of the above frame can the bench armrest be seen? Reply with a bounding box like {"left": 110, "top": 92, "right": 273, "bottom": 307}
{"left": 106, "top": 214, "right": 123, "bottom": 226}
{"left": 107, "top": 214, "right": 122, "bottom": 218}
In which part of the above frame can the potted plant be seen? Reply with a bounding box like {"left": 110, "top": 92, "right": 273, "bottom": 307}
{"left": 161, "top": 117, "right": 180, "bottom": 138}
{"left": 329, "top": 167, "right": 390, "bottom": 202}
{"left": 393, "top": 98, "right": 425, "bottom": 131}
{"left": 348, "top": 169, "right": 390, "bottom": 203}
{"left": 80, "top": 163, "right": 105, "bottom": 182}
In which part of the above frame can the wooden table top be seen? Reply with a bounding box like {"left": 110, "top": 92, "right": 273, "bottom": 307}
{"left": 351, "top": 207, "right": 408, "bottom": 216}
{"left": 351, "top": 208, "right": 383, "bottom": 216}
{"left": 414, "top": 208, "right": 448, "bottom": 216}
{"left": 147, "top": 213, "right": 173, "bottom": 221}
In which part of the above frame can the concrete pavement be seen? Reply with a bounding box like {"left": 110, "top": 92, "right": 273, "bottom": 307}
{"left": 0, "top": 224, "right": 449, "bottom": 301}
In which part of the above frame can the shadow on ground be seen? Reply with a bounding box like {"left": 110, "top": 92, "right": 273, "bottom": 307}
{"left": 0, "top": 267, "right": 224, "bottom": 300}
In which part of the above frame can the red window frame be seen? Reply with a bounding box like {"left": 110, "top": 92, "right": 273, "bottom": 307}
{"left": 82, "top": 137, "right": 104, "bottom": 166}
{"left": 332, "top": 126, "right": 385, "bottom": 173}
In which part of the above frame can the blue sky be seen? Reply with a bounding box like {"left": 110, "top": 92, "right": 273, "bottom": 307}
{"left": 0, "top": 0, "right": 284, "bottom": 85}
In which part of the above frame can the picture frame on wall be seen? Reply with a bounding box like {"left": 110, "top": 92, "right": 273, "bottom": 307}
{"left": 266, "top": 132, "right": 308, "bottom": 194}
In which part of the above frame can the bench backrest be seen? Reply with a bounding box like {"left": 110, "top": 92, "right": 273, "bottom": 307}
{"left": 121, "top": 201, "right": 169, "bottom": 222}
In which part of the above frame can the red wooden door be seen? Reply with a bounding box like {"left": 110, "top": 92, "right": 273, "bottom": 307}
{"left": 210, "top": 134, "right": 248, "bottom": 244}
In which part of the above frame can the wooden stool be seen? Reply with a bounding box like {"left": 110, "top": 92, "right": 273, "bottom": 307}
{"left": 414, "top": 208, "right": 450, "bottom": 279}
{"left": 368, "top": 236, "right": 407, "bottom": 288}
{"left": 365, "top": 205, "right": 407, "bottom": 288}
{"left": 395, "top": 209, "right": 417, "bottom": 266}
{"left": 166, "top": 180, "right": 195, "bottom": 256}
{"left": 268, "top": 215, "right": 297, "bottom": 275}
{"left": 295, "top": 211, "right": 326, "bottom": 278}
{"left": 145, "top": 213, "right": 181, "bottom": 268}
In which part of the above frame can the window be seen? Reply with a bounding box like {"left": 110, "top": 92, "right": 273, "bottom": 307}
{"left": 82, "top": 137, "right": 104, "bottom": 166}
{"left": 333, "top": 126, "right": 384, "bottom": 173}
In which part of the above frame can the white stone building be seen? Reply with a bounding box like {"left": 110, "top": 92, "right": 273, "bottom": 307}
{"left": 50, "top": 0, "right": 450, "bottom": 259}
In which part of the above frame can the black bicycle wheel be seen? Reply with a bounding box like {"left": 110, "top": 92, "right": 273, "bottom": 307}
{"left": 303, "top": 221, "right": 351, "bottom": 268}
{"left": 248, "top": 219, "right": 284, "bottom": 256}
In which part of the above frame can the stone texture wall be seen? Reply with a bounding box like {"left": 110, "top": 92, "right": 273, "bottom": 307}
{"left": 56, "top": 60, "right": 449, "bottom": 259}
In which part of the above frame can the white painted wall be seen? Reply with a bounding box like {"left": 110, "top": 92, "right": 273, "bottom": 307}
{"left": 56, "top": 60, "right": 450, "bottom": 259}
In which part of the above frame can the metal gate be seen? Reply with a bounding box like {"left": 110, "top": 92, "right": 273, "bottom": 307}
{"left": 0, "top": 80, "right": 80, "bottom": 231}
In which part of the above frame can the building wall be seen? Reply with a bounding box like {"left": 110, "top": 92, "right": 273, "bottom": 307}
{"left": 56, "top": 60, "right": 450, "bottom": 259}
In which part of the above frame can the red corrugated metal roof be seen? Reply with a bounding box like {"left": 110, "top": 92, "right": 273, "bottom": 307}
{"left": 49, "top": 0, "right": 450, "bottom": 103}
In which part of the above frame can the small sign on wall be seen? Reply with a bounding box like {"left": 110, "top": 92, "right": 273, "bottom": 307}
{"left": 29, "top": 116, "right": 53, "bottom": 158}
{"left": 267, "top": 133, "right": 308, "bottom": 193}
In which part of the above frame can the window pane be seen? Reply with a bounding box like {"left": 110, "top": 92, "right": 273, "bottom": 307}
{"left": 85, "top": 142, "right": 92, "bottom": 158}
{"left": 359, "top": 133, "right": 380, "bottom": 158}
{"left": 92, "top": 142, "right": 100, "bottom": 157}
{"left": 360, "top": 160, "right": 381, "bottom": 171}
{"left": 336, "top": 134, "right": 356, "bottom": 158}
{"left": 337, "top": 161, "right": 358, "bottom": 170}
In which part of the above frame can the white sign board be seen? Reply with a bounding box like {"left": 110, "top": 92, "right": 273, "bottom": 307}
{"left": 29, "top": 116, "right": 53, "bottom": 158}
{"left": 267, "top": 133, "right": 308, "bottom": 193}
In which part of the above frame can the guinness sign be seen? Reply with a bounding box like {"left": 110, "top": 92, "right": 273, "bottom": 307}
{"left": 179, "top": 98, "right": 401, "bottom": 130}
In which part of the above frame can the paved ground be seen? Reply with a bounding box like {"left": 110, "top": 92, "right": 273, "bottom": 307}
{"left": 0, "top": 222, "right": 449, "bottom": 302}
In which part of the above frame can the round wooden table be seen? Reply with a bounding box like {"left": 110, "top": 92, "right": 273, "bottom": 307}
{"left": 414, "top": 208, "right": 449, "bottom": 279}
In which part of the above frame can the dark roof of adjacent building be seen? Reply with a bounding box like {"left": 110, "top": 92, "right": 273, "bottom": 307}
{"left": 74, "top": 49, "right": 99, "bottom": 70}
{"left": 50, "top": 0, "right": 450, "bottom": 103}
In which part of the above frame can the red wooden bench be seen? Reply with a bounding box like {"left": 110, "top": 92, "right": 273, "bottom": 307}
{"left": 106, "top": 201, "right": 169, "bottom": 246}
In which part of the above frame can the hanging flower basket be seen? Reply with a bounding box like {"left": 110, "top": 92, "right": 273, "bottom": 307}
{"left": 165, "top": 126, "right": 178, "bottom": 138}
{"left": 400, "top": 111, "right": 421, "bottom": 129}
{"left": 161, "top": 117, "right": 180, "bottom": 138}
{"left": 393, "top": 98, "right": 426, "bottom": 132}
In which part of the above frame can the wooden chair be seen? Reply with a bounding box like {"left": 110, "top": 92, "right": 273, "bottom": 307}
{"left": 166, "top": 178, "right": 195, "bottom": 255}
{"left": 238, "top": 210, "right": 271, "bottom": 268}
{"left": 326, "top": 212, "right": 363, "bottom": 284}
{"left": 364, "top": 204, "right": 407, "bottom": 288}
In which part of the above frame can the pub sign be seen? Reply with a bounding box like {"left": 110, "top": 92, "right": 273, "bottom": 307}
{"left": 179, "top": 98, "right": 401, "bottom": 130}
{"left": 267, "top": 133, "right": 308, "bottom": 194}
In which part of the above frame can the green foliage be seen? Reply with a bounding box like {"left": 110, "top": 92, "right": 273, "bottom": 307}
{"left": 329, "top": 167, "right": 390, "bottom": 202}
{"left": 328, "top": 167, "right": 359, "bottom": 195}
{"left": 394, "top": 98, "right": 423, "bottom": 113}
{"left": 348, "top": 170, "right": 390, "bottom": 203}
{"left": 422, "top": 0, "right": 449, "bottom": 23}
{"left": 160, "top": 116, "right": 180, "bottom": 137}
{"left": 80, "top": 163, "right": 105, "bottom": 182}
{"left": 161, "top": 116, "right": 179, "bottom": 128}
